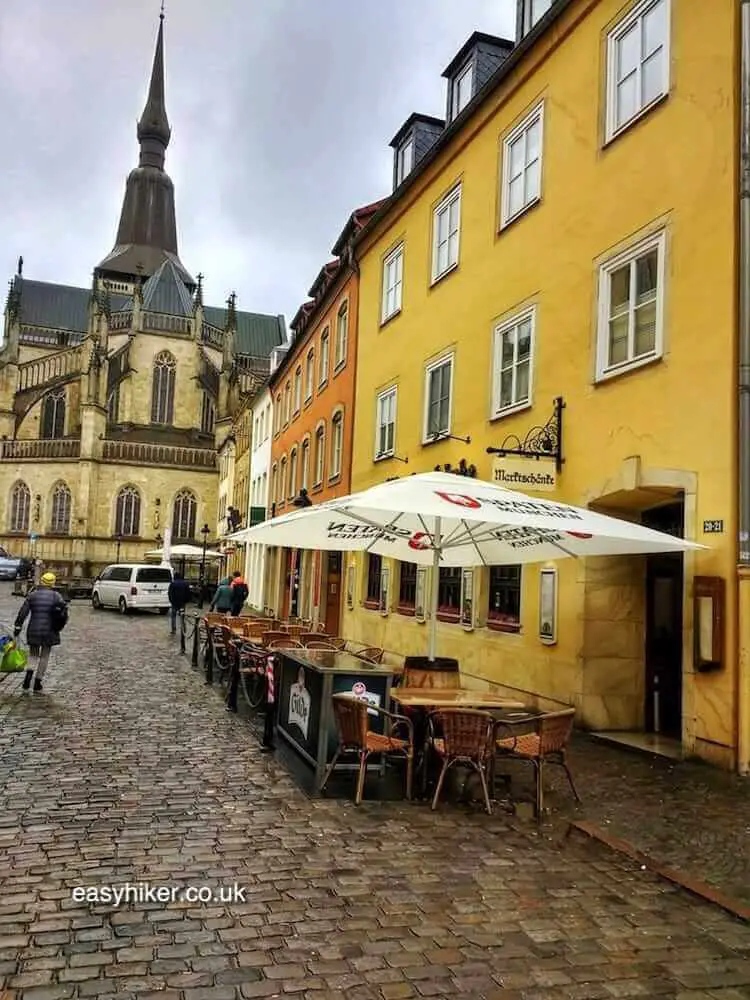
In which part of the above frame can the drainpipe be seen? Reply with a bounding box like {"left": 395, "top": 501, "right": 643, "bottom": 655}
{"left": 738, "top": 0, "right": 750, "bottom": 774}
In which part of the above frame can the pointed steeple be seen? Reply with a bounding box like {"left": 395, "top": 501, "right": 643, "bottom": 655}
{"left": 97, "top": 9, "right": 193, "bottom": 288}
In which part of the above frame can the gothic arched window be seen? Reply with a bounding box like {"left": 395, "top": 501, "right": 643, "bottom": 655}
{"left": 50, "top": 482, "right": 72, "bottom": 535}
{"left": 9, "top": 481, "right": 30, "bottom": 533}
{"left": 115, "top": 486, "right": 141, "bottom": 537}
{"left": 41, "top": 388, "right": 65, "bottom": 439}
{"left": 172, "top": 489, "right": 197, "bottom": 541}
{"left": 151, "top": 351, "right": 176, "bottom": 425}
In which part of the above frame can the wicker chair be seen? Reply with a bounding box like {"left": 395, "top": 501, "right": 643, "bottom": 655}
{"left": 495, "top": 708, "right": 580, "bottom": 818}
{"left": 304, "top": 640, "right": 338, "bottom": 650}
{"left": 356, "top": 646, "right": 384, "bottom": 664}
{"left": 320, "top": 694, "right": 414, "bottom": 805}
{"left": 268, "top": 638, "right": 303, "bottom": 651}
{"left": 261, "top": 631, "right": 289, "bottom": 647}
{"left": 427, "top": 709, "right": 496, "bottom": 815}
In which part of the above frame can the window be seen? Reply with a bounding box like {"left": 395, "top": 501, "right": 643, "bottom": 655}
{"left": 606, "top": 0, "right": 669, "bottom": 141}
{"left": 9, "top": 481, "right": 30, "bottom": 533}
{"left": 334, "top": 303, "right": 348, "bottom": 370}
{"left": 492, "top": 309, "right": 533, "bottom": 416}
{"left": 301, "top": 438, "right": 310, "bottom": 490}
{"left": 289, "top": 448, "right": 298, "bottom": 499}
{"left": 398, "top": 562, "right": 417, "bottom": 611}
{"left": 172, "top": 489, "right": 197, "bottom": 540}
{"left": 488, "top": 566, "right": 521, "bottom": 629}
{"left": 319, "top": 329, "right": 330, "bottom": 386}
{"left": 451, "top": 62, "right": 474, "bottom": 119}
{"left": 396, "top": 137, "right": 413, "bottom": 186}
{"left": 274, "top": 394, "right": 281, "bottom": 434}
{"left": 151, "top": 351, "right": 176, "bottom": 424}
{"left": 270, "top": 465, "right": 278, "bottom": 507}
{"left": 423, "top": 355, "right": 453, "bottom": 441}
{"left": 522, "top": 0, "right": 553, "bottom": 34}
{"left": 501, "top": 104, "right": 543, "bottom": 226}
{"left": 115, "top": 486, "right": 141, "bottom": 537}
{"left": 375, "top": 387, "right": 397, "bottom": 459}
{"left": 305, "top": 351, "right": 314, "bottom": 401}
{"left": 431, "top": 186, "right": 461, "bottom": 282}
{"left": 50, "top": 482, "right": 71, "bottom": 534}
{"left": 284, "top": 382, "right": 291, "bottom": 425}
{"left": 366, "top": 554, "right": 382, "bottom": 604}
{"left": 136, "top": 567, "right": 172, "bottom": 583}
{"left": 280, "top": 457, "right": 288, "bottom": 504}
{"left": 293, "top": 368, "right": 302, "bottom": 414}
{"left": 107, "top": 386, "right": 120, "bottom": 424}
{"left": 200, "top": 392, "right": 216, "bottom": 434}
{"left": 596, "top": 231, "right": 665, "bottom": 380}
{"left": 314, "top": 424, "right": 325, "bottom": 486}
{"left": 330, "top": 411, "right": 344, "bottom": 479}
{"left": 437, "top": 567, "right": 462, "bottom": 619}
{"left": 382, "top": 245, "right": 404, "bottom": 322}
{"left": 41, "top": 388, "right": 65, "bottom": 439}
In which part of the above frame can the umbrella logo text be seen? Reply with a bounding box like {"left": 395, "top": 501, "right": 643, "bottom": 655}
{"left": 408, "top": 532, "right": 432, "bottom": 551}
{"left": 435, "top": 491, "right": 481, "bottom": 509}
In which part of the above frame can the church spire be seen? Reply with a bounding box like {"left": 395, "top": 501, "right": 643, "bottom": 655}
{"left": 137, "top": 8, "right": 170, "bottom": 169}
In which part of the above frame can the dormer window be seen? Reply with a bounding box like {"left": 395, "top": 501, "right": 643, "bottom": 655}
{"left": 396, "top": 137, "right": 414, "bottom": 186}
{"left": 520, "top": 0, "right": 554, "bottom": 38}
{"left": 451, "top": 62, "right": 474, "bottom": 120}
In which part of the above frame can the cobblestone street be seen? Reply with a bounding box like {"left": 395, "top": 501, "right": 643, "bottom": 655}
{"left": 0, "top": 592, "right": 749, "bottom": 999}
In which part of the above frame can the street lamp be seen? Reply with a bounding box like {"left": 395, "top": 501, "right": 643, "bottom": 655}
{"left": 115, "top": 533, "right": 123, "bottom": 562}
{"left": 198, "top": 523, "right": 210, "bottom": 608}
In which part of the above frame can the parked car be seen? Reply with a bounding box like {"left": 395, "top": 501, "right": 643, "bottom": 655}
{"left": 0, "top": 548, "right": 32, "bottom": 581}
{"left": 91, "top": 564, "right": 173, "bottom": 614}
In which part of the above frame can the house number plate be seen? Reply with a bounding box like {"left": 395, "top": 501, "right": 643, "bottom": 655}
{"left": 703, "top": 520, "right": 724, "bottom": 534}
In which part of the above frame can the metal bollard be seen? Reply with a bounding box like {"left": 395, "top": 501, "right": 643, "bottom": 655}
{"left": 204, "top": 630, "right": 213, "bottom": 685}
{"left": 179, "top": 613, "right": 186, "bottom": 655}
{"left": 191, "top": 614, "right": 199, "bottom": 668}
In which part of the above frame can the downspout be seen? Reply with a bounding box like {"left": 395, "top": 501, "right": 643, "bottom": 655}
{"left": 738, "top": 0, "right": 750, "bottom": 774}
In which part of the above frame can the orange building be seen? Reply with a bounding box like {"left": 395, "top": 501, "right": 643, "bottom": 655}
{"left": 267, "top": 201, "right": 382, "bottom": 633}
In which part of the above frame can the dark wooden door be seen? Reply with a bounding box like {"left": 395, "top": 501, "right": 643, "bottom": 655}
{"left": 324, "top": 552, "right": 342, "bottom": 636}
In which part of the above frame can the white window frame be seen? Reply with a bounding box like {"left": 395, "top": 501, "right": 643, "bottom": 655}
{"left": 500, "top": 102, "right": 544, "bottom": 228}
{"left": 305, "top": 350, "right": 314, "bottom": 401}
{"left": 319, "top": 329, "right": 330, "bottom": 387}
{"left": 422, "top": 353, "right": 454, "bottom": 444}
{"left": 301, "top": 438, "right": 310, "bottom": 490}
{"left": 492, "top": 306, "right": 535, "bottom": 418}
{"left": 334, "top": 302, "right": 348, "bottom": 371}
{"left": 431, "top": 185, "right": 461, "bottom": 284}
{"left": 330, "top": 410, "right": 344, "bottom": 479}
{"left": 451, "top": 61, "right": 473, "bottom": 120}
{"left": 375, "top": 386, "right": 398, "bottom": 460}
{"left": 605, "top": 0, "right": 670, "bottom": 143}
{"left": 293, "top": 368, "right": 302, "bottom": 415}
{"left": 381, "top": 244, "right": 404, "bottom": 323}
{"left": 396, "top": 136, "right": 414, "bottom": 186}
{"left": 522, "top": 0, "right": 553, "bottom": 35}
{"left": 595, "top": 230, "right": 666, "bottom": 382}
{"left": 314, "top": 425, "right": 326, "bottom": 486}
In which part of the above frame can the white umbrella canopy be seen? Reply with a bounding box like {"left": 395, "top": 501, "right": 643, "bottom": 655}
{"left": 145, "top": 544, "right": 224, "bottom": 562}
{"left": 233, "top": 472, "right": 703, "bottom": 660}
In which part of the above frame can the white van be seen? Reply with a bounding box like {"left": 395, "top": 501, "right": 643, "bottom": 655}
{"left": 92, "top": 564, "right": 173, "bottom": 614}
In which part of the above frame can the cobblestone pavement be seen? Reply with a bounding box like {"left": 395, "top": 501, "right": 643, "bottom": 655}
{"left": 0, "top": 592, "right": 749, "bottom": 999}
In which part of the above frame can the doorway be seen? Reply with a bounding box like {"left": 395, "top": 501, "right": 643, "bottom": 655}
{"left": 642, "top": 501, "right": 684, "bottom": 740}
{"left": 324, "top": 552, "right": 342, "bottom": 636}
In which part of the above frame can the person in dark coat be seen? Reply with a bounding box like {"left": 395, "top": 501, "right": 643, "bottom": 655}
{"left": 13, "top": 572, "right": 68, "bottom": 693}
{"left": 167, "top": 572, "right": 192, "bottom": 634}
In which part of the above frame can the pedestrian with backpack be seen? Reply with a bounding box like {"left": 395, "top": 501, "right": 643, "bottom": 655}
{"left": 13, "top": 572, "right": 68, "bottom": 693}
{"left": 229, "top": 572, "right": 249, "bottom": 617}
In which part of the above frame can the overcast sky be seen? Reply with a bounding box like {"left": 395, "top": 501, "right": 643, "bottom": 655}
{"left": 0, "top": 0, "right": 516, "bottom": 328}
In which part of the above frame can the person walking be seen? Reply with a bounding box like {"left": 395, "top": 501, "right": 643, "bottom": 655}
{"left": 167, "top": 571, "right": 192, "bottom": 634}
{"left": 229, "top": 571, "right": 249, "bottom": 617}
{"left": 13, "top": 572, "right": 68, "bottom": 693}
{"left": 210, "top": 577, "right": 233, "bottom": 613}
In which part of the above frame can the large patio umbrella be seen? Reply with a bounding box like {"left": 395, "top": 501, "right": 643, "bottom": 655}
{"left": 144, "top": 543, "right": 224, "bottom": 562}
{"left": 230, "top": 472, "right": 703, "bottom": 659}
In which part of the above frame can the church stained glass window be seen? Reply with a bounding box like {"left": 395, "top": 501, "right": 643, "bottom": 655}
{"left": 151, "top": 351, "right": 176, "bottom": 425}
{"left": 115, "top": 486, "right": 141, "bottom": 537}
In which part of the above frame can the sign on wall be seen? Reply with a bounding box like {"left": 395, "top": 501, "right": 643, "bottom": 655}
{"left": 492, "top": 456, "right": 557, "bottom": 493}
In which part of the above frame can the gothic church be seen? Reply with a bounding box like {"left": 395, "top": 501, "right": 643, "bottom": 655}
{"left": 0, "top": 14, "right": 285, "bottom": 575}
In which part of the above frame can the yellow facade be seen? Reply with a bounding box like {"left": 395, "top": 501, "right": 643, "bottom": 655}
{"left": 347, "top": 0, "right": 740, "bottom": 768}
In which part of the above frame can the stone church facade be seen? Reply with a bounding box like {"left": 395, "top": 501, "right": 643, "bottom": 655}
{"left": 0, "top": 15, "right": 285, "bottom": 576}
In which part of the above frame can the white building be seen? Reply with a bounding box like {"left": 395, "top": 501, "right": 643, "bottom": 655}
{"left": 245, "top": 384, "right": 273, "bottom": 610}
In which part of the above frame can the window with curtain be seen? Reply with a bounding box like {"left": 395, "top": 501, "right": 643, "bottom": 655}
{"left": 41, "top": 388, "right": 66, "bottom": 439}
{"left": 330, "top": 411, "right": 343, "bottom": 479}
{"left": 9, "top": 481, "right": 30, "bottom": 533}
{"left": 398, "top": 562, "right": 417, "bottom": 611}
{"left": 115, "top": 485, "right": 141, "bottom": 537}
{"left": 172, "top": 489, "right": 197, "bottom": 540}
{"left": 366, "top": 554, "right": 382, "bottom": 604}
{"left": 437, "top": 566, "right": 462, "bottom": 619}
{"left": 50, "top": 482, "right": 71, "bottom": 534}
{"left": 151, "top": 351, "right": 176, "bottom": 424}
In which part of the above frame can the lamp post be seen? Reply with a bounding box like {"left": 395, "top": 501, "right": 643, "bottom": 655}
{"left": 115, "top": 533, "right": 122, "bottom": 562}
{"left": 199, "top": 523, "right": 210, "bottom": 609}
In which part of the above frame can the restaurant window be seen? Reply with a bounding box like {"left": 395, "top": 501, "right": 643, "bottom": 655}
{"left": 488, "top": 565, "right": 522, "bottom": 629}
{"left": 437, "top": 566, "right": 462, "bottom": 620}
{"left": 398, "top": 562, "right": 417, "bottom": 612}
{"left": 366, "top": 553, "right": 382, "bottom": 605}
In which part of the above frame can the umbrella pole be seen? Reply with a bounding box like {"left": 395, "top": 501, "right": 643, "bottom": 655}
{"left": 427, "top": 517, "right": 441, "bottom": 662}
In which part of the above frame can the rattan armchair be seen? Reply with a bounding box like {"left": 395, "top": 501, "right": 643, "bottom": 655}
{"left": 304, "top": 640, "right": 338, "bottom": 650}
{"left": 268, "top": 638, "right": 303, "bottom": 650}
{"left": 495, "top": 708, "right": 580, "bottom": 818}
{"left": 320, "top": 694, "right": 415, "bottom": 805}
{"left": 356, "top": 646, "right": 385, "bottom": 664}
{"left": 427, "top": 709, "right": 496, "bottom": 815}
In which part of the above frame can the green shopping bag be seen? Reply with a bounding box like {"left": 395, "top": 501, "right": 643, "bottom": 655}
{"left": 1, "top": 644, "right": 27, "bottom": 673}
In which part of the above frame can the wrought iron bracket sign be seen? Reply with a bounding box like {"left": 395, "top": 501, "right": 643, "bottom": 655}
{"left": 486, "top": 397, "right": 565, "bottom": 473}
{"left": 434, "top": 459, "right": 477, "bottom": 478}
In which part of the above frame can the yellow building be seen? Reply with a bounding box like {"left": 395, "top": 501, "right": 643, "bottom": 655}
{"left": 346, "top": 0, "right": 743, "bottom": 769}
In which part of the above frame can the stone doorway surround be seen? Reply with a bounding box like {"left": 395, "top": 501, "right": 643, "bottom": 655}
{"left": 581, "top": 456, "right": 698, "bottom": 756}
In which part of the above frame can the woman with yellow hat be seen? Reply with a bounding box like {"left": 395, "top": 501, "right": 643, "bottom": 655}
{"left": 13, "top": 572, "right": 68, "bottom": 693}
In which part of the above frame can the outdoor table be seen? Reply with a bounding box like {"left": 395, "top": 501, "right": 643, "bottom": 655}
{"left": 390, "top": 689, "right": 527, "bottom": 710}
{"left": 276, "top": 648, "right": 398, "bottom": 788}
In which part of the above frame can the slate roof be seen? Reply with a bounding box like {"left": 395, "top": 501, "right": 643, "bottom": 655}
{"left": 142, "top": 259, "right": 194, "bottom": 316}
{"left": 12, "top": 278, "right": 91, "bottom": 333}
{"left": 203, "top": 306, "right": 286, "bottom": 358}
